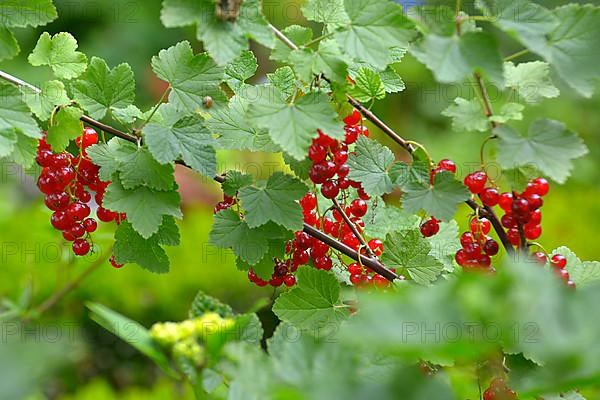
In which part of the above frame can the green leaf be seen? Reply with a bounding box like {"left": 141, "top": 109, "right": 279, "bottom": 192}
{"left": 348, "top": 67, "right": 386, "bottom": 102}
{"left": 189, "top": 291, "right": 235, "bottom": 319}
{"left": 536, "top": 5, "right": 600, "bottom": 98}
{"left": 72, "top": 57, "right": 135, "bottom": 120}
{"left": 412, "top": 31, "right": 504, "bottom": 85}
{"left": 346, "top": 135, "right": 396, "bottom": 196}
{"left": 0, "top": 83, "right": 41, "bottom": 139}
{"left": 222, "top": 170, "right": 253, "bottom": 197}
{"left": 476, "top": 0, "right": 558, "bottom": 54}
{"left": 289, "top": 40, "right": 349, "bottom": 84}
{"left": 489, "top": 102, "right": 524, "bottom": 124}
{"left": 551, "top": 246, "right": 600, "bottom": 288}
{"left": 427, "top": 220, "right": 461, "bottom": 272}
{"left": 236, "top": 0, "right": 275, "bottom": 50}
{"left": 302, "top": 0, "right": 349, "bottom": 24}
{"left": 225, "top": 50, "right": 257, "bottom": 92}
{"left": 206, "top": 95, "right": 279, "bottom": 153}
{"left": 104, "top": 179, "right": 182, "bottom": 239}
{"left": 248, "top": 89, "right": 344, "bottom": 160}
{"left": 160, "top": 0, "right": 205, "bottom": 27}
{"left": 270, "top": 25, "right": 313, "bottom": 62}
{"left": 442, "top": 98, "right": 489, "bottom": 132}
{"left": 22, "top": 80, "right": 70, "bottom": 121}
{"left": 87, "top": 302, "right": 179, "bottom": 377}
{"left": 363, "top": 200, "right": 420, "bottom": 239}
{"left": 267, "top": 67, "right": 296, "bottom": 99}
{"left": 495, "top": 120, "right": 588, "bottom": 184}
{"left": 46, "top": 106, "right": 83, "bottom": 152}
{"left": 382, "top": 229, "right": 444, "bottom": 285}
{"left": 238, "top": 172, "right": 308, "bottom": 231}
{"left": 272, "top": 267, "right": 349, "bottom": 330}
{"left": 209, "top": 209, "right": 269, "bottom": 266}
{"left": 143, "top": 104, "right": 217, "bottom": 177}
{"left": 0, "top": 129, "right": 17, "bottom": 158}
{"left": 334, "top": 0, "right": 416, "bottom": 70}
{"left": 111, "top": 105, "right": 143, "bottom": 124}
{"left": 8, "top": 134, "right": 38, "bottom": 168}
{"left": 113, "top": 218, "right": 180, "bottom": 273}
{"left": 28, "top": 32, "right": 87, "bottom": 80}
{"left": 0, "top": 0, "right": 57, "bottom": 27}
{"left": 391, "top": 147, "right": 431, "bottom": 190}
{"left": 402, "top": 171, "right": 470, "bottom": 221}
{"left": 504, "top": 61, "right": 559, "bottom": 103}
{"left": 151, "top": 41, "right": 226, "bottom": 112}
{"left": 379, "top": 66, "right": 405, "bottom": 93}
{"left": 0, "top": 27, "right": 19, "bottom": 61}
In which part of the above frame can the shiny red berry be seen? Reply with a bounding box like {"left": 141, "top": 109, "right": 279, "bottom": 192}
{"left": 344, "top": 110, "right": 361, "bottom": 126}
{"left": 72, "top": 238, "right": 90, "bottom": 256}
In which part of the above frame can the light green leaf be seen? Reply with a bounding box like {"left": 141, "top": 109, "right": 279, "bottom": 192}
{"left": 0, "top": 0, "right": 57, "bottom": 27}
{"left": 72, "top": 57, "right": 135, "bottom": 120}
{"left": 289, "top": 39, "right": 349, "bottom": 84}
{"left": 143, "top": 104, "right": 217, "bottom": 177}
{"left": 248, "top": 89, "right": 344, "bottom": 160}
{"left": 270, "top": 25, "right": 313, "bottom": 62}
{"left": 442, "top": 98, "right": 489, "bottom": 132}
{"left": 237, "top": 0, "right": 275, "bottom": 50}
{"left": 0, "top": 27, "right": 19, "bottom": 61}
{"left": 302, "top": 0, "right": 349, "bottom": 24}
{"left": 0, "top": 82, "right": 41, "bottom": 139}
{"left": 391, "top": 147, "right": 431, "bottom": 190}
{"left": 103, "top": 179, "right": 182, "bottom": 239}
{"left": 335, "top": 0, "right": 416, "bottom": 69}
{"left": 363, "top": 200, "right": 420, "bottom": 238}
{"left": 225, "top": 50, "right": 257, "bottom": 92}
{"left": 111, "top": 105, "right": 143, "bottom": 124}
{"left": 427, "top": 220, "right": 461, "bottom": 272}
{"left": 412, "top": 31, "right": 504, "bottom": 85}
{"left": 22, "top": 80, "right": 70, "bottom": 121}
{"left": 222, "top": 170, "right": 253, "bottom": 197}
{"left": 489, "top": 102, "right": 524, "bottom": 124}
{"left": 209, "top": 209, "right": 269, "bottom": 266}
{"left": 151, "top": 41, "right": 226, "bottom": 112}
{"left": 380, "top": 66, "right": 405, "bottom": 93}
{"left": 402, "top": 171, "right": 470, "bottom": 221}
{"left": 504, "top": 61, "right": 559, "bottom": 103}
{"left": 382, "top": 229, "right": 444, "bottom": 285}
{"left": 552, "top": 246, "right": 600, "bottom": 288}
{"left": 346, "top": 135, "right": 396, "bottom": 196}
{"left": 495, "top": 120, "right": 588, "bottom": 184}
{"left": 113, "top": 218, "right": 180, "bottom": 273}
{"left": 28, "top": 32, "right": 87, "bottom": 79}
{"left": 273, "top": 267, "right": 349, "bottom": 330}
{"left": 189, "top": 291, "right": 235, "bottom": 319}
{"left": 206, "top": 95, "right": 279, "bottom": 153}
{"left": 46, "top": 106, "right": 83, "bottom": 152}
{"left": 0, "top": 129, "right": 17, "bottom": 158}
{"left": 8, "top": 134, "right": 38, "bottom": 168}
{"left": 160, "top": 0, "right": 205, "bottom": 27}
{"left": 267, "top": 67, "right": 297, "bottom": 98}
{"left": 238, "top": 172, "right": 308, "bottom": 230}
{"left": 349, "top": 67, "right": 386, "bottom": 102}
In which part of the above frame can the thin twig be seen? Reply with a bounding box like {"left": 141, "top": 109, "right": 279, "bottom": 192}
{"left": 504, "top": 49, "right": 530, "bottom": 62}
{"left": 331, "top": 198, "right": 377, "bottom": 259}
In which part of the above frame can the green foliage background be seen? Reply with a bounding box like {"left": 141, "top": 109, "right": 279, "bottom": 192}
{"left": 0, "top": 0, "right": 598, "bottom": 397}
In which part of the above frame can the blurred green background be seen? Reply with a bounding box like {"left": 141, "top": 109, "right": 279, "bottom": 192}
{"left": 0, "top": 0, "right": 598, "bottom": 398}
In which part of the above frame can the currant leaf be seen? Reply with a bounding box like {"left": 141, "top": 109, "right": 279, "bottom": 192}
{"left": 272, "top": 267, "right": 349, "bottom": 330}
{"left": 103, "top": 179, "right": 182, "bottom": 239}
{"left": 238, "top": 172, "right": 308, "bottom": 231}
{"left": 346, "top": 135, "right": 396, "bottom": 196}
{"left": 221, "top": 170, "right": 253, "bottom": 197}
{"left": 551, "top": 246, "right": 600, "bottom": 288}
{"left": 381, "top": 229, "right": 444, "bottom": 285}
{"left": 442, "top": 98, "right": 489, "bottom": 132}
{"left": 495, "top": 119, "right": 589, "bottom": 184}
{"left": 0, "top": 82, "right": 42, "bottom": 139}
{"left": 225, "top": 50, "right": 257, "bottom": 93}
{"left": 270, "top": 25, "right": 313, "bottom": 63}
{"left": 0, "top": 0, "right": 57, "bottom": 28}
{"left": 489, "top": 103, "right": 524, "bottom": 124}
{"left": 267, "top": 67, "right": 297, "bottom": 98}
{"left": 402, "top": 171, "right": 470, "bottom": 221}
{"left": 363, "top": 200, "right": 420, "bottom": 239}
{"left": 302, "top": 0, "right": 349, "bottom": 24}
{"left": 427, "top": 220, "right": 461, "bottom": 272}
{"left": 248, "top": 89, "right": 344, "bottom": 160}
{"left": 28, "top": 32, "right": 87, "bottom": 80}
{"left": 151, "top": 41, "right": 226, "bottom": 112}
{"left": 504, "top": 61, "right": 560, "bottom": 103}
{"left": 143, "top": 104, "right": 217, "bottom": 177}
{"left": 289, "top": 40, "right": 349, "bottom": 84}
{"left": 46, "top": 106, "right": 83, "bottom": 152}
{"left": 72, "top": 57, "right": 135, "bottom": 120}
{"left": 21, "top": 80, "right": 70, "bottom": 121}
{"left": 348, "top": 67, "right": 386, "bottom": 102}
{"left": 0, "top": 27, "right": 19, "bottom": 61}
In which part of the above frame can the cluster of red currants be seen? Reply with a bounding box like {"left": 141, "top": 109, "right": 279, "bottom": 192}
{"left": 247, "top": 259, "right": 297, "bottom": 288}
{"left": 483, "top": 378, "right": 517, "bottom": 400}
{"left": 531, "top": 252, "right": 574, "bottom": 288}
{"left": 36, "top": 128, "right": 124, "bottom": 268}
{"left": 455, "top": 217, "right": 499, "bottom": 270}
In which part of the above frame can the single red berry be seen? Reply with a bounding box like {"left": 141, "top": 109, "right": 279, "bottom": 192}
{"left": 530, "top": 209, "right": 542, "bottom": 225}
{"left": 483, "top": 239, "right": 499, "bottom": 256}
{"left": 333, "top": 150, "right": 348, "bottom": 165}
{"left": 368, "top": 238, "right": 384, "bottom": 256}
{"left": 348, "top": 262, "right": 362, "bottom": 275}
{"left": 460, "top": 232, "right": 475, "bottom": 247}
{"left": 501, "top": 213, "right": 517, "bottom": 229}
{"left": 437, "top": 159, "right": 456, "bottom": 173}
{"left": 524, "top": 224, "right": 542, "bottom": 240}
{"left": 350, "top": 273, "right": 362, "bottom": 285}
{"left": 314, "top": 256, "right": 333, "bottom": 271}
{"left": 420, "top": 218, "right": 440, "bottom": 237}
{"left": 464, "top": 171, "right": 487, "bottom": 194}
{"left": 342, "top": 232, "right": 360, "bottom": 249}
{"left": 308, "top": 143, "right": 327, "bottom": 163}
{"left": 300, "top": 192, "right": 317, "bottom": 211}
{"left": 531, "top": 251, "right": 547, "bottom": 265}
{"left": 555, "top": 268, "right": 570, "bottom": 283}
{"left": 512, "top": 197, "right": 530, "bottom": 217}
{"left": 283, "top": 275, "right": 296, "bottom": 287}
{"left": 36, "top": 148, "right": 54, "bottom": 167}
{"left": 463, "top": 242, "right": 482, "bottom": 258}
{"left": 551, "top": 254, "right": 567, "bottom": 269}
{"left": 51, "top": 211, "right": 73, "bottom": 231}
{"left": 295, "top": 231, "right": 313, "bottom": 250}
{"left": 311, "top": 240, "right": 329, "bottom": 258}
{"left": 293, "top": 250, "right": 309, "bottom": 266}
{"left": 110, "top": 255, "right": 124, "bottom": 269}
{"left": 321, "top": 180, "right": 340, "bottom": 199}
{"left": 470, "top": 218, "right": 491, "bottom": 235}
{"left": 498, "top": 192, "right": 513, "bottom": 212}
{"left": 83, "top": 218, "right": 98, "bottom": 233}
{"left": 525, "top": 193, "right": 543, "bottom": 210}
{"left": 270, "top": 276, "right": 284, "bottom": 287}
{"left": 344, "top": 125, "right": 360, "bottom": 144}
{"left": 303, "top": 210, "right": 318, "bottom": 226}
{"left": 72, "top": 238, "right": 91, "bottom": 256}
{"left": 373, "top": 274, "right": 389, "bottom": 288}
{"left": 316, "top": 130, "right": 336, "bottom": 147}
{"left": 507, "top": 228, "right": 521, "bottom": 246}
{"left": 349, "top": 199, "right": 368, "bottom": 217}
{"left": 531, "top": 178, "right": 549, "bottom": 196}
{"left": 477, "top": 254, "right": 492, "bottom": 268}
{"left": 76, "top": 127, "right": 99, "bottom": 149}
{"left": 44, "top": 192, "right": 71, "bottom": 211}
{"left": 67, "top": 202, "right": 91, "bottom": 222}
{"left": 344, "top": 110, "right": 361, "bottom": 126}
{"left": 68, "top": 223, "right": 86, "bottom": 238}
{"left": 337, "top": 164, "right": 350, "bottom": 179}
{"left": 480, "top": 188, "right": 500, "bottom": 207}
{"left": 455, "top": 249, "right": 468, "bottom": 266}
{"left": 97, "top": 207, "right": 115, "bottom": 222}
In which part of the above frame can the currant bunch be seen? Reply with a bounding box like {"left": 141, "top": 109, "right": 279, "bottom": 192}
{"left": 483, "top": 378, "right": 517, "bottom": 400}
{"left": 213, "top": 194, "right": 236, "bottom": 214}
{"left": 455, "top": 217, "right": 498, "bottom": 271}
{"left": 36, "top": 128, "right": 126, "bottom": 261}
{"left": 531, "top": 252, "right": 574, "bottom": 288}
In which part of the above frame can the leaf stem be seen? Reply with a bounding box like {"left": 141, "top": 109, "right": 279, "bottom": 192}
{"left": 303, "top": 32, "right": 335, "bottom": 48}
{"left": 504, "top": 49, "right": 530, "bottom": 62}
{"left": 139, "top": 86, "right": 171, "bottom": 131}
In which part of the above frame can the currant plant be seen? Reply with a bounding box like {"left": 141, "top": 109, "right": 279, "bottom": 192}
{"left": 1, "top": 0, "right": 600, "bottom": 398}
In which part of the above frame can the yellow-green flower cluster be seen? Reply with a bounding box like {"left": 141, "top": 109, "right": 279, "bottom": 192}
{"left": 149, "top": 312, "right": 235, "bottom": 347}
{"left": 173, "top": 338, "right": 205, "bottom": 366}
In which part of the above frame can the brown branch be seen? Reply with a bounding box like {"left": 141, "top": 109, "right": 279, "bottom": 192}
{"left": 331, "top": 198, "right": 377, "bottom": 259}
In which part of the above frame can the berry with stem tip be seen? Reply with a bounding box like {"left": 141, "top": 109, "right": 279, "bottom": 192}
{"left": 464, "top": 171, "right": 488, "bottom": 194}
{"left": 551, "top": 254, "right": 567, "bottom": 269}
{"left": 437, "top": 159, "right": 457, "bottom": 173}
{"left": 420, "top": 217, "right": 440, "bottom": 237}
{"left": 480, "top": 187, "right": 500, "bottom": 207}
{"left": 344, "top": 110, "right": 362, "bottom": 126}
{"left": 349, "top": 199, "right": 368, "bottom": 217}
{"left": 321, "top": 180, "right": 340, "bottom": 199}
{"left": 72, "top": 238, "right": 91, "bottom": 256}
{"left": 368, "top": 239, "right": 384, "bottom": 256}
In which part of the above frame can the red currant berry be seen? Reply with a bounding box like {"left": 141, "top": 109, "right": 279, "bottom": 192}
{"left": 44, "top": 192, "right": 70, "bottom": 211}
{"left": 470, "top": 218, "right": 491, "bottom": 235}
{"left": 308, "top": 143, "right": 327, "bottom": 163}
{"left": 368, "top": 238, "right": 384, "bottom": 256}
{"left": 350, "top": 273, "right": 362, "bottom": 285}
{"left": 480, "top": 188, "right": 500, "bottom": 207}
{"left": 464, "top": 171, "right": 488, "bottom": 194}
{"left": 531, "top": 178, "right": 549, "bottom": 196}
{"left": 97, "top": 207, "right": 115, "bottom": 222}
{"left": 524, "top": 224, "right": 542, "bottom": 240}
{"left": 36, "top": 148, "right": 54, "bottom": 167}
{"left": 498, "top": 192, "right": 513, "bottom": 212}
{"left": 530, "top": 209, "right": 542, "bottom": 224}
{"left": 460, "top": 232, "right": 475, "bottom": 247}
{"left": 507, "top": 229, "right": 520, "bottom": 246}
{"left": 551, "top": 254, "right": 567, "bottom": 269}
{"left": 300, "top": 192, "right": 317, "bottom": 211}
{"left": 83, "top": 218, "right": 98, "bottom": 233}
{"left": 349, "top": 199, "right": 368, "bottom": 217}
{"left": 531, "top": 251, "right": 547, "bottom": 265}
{"left": 321, "top": 180, "right": 340, "bottom": 199}
{"left": 110, "top": 255, "right": 124, "bottom": 269}
{"left": 311, "top": 240, "right": 329, "bottom": 258}
{"left": 68, "top": 223, "right": 86, "bottom": 238}
{"left": 72, "top": 238, "right": 91, "bottom": 256}
{"left": 420, "top": 218, "right": 440, "bottom": 237}
{"left": 283, "top": 275, "right": 296, "bottom": 287}
{"left": 483, "top": 239, "right": 499, "bottom": 256}
{"left": 333, "top": 150, "right": 348, "bottom": 165}
{"left": 342, "top": 232, "right": 360, "bottom": 249}
{"left": 344, "top": 110, "right": 361, "bottom": 126}
{"left": 438, "top": 159, "right": 457, "bottom": 173}
{"left": 455, "top": 249, "right": 468, "bottom": 266}
{"left": 293, "top": 250, "right": 309, "bottom": 266}
{"left": 373, "top": 274, "right": 388, "bottom": 288}
{"left": 67, "top": 202, "right": 91, "bottom": 221}
{"left": 344, "top": 125, "right": 360, "bottom": 144}
{"left": 348, "top": 263, "right": 362, "bottom": 275}
{"left": 501, "top": 213, "right": 517, "bottom": 229}
{"left": 512, "top": 197, "right": 530, "bottom": 217}
{"left": 316, "top": 130, "right": 335, "bottom": 147}
{"left": 314, "top": 256, "right": 333, "bottom": 271}
{"left": 51, "top": 211, "right": 72, "bottom": 231}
